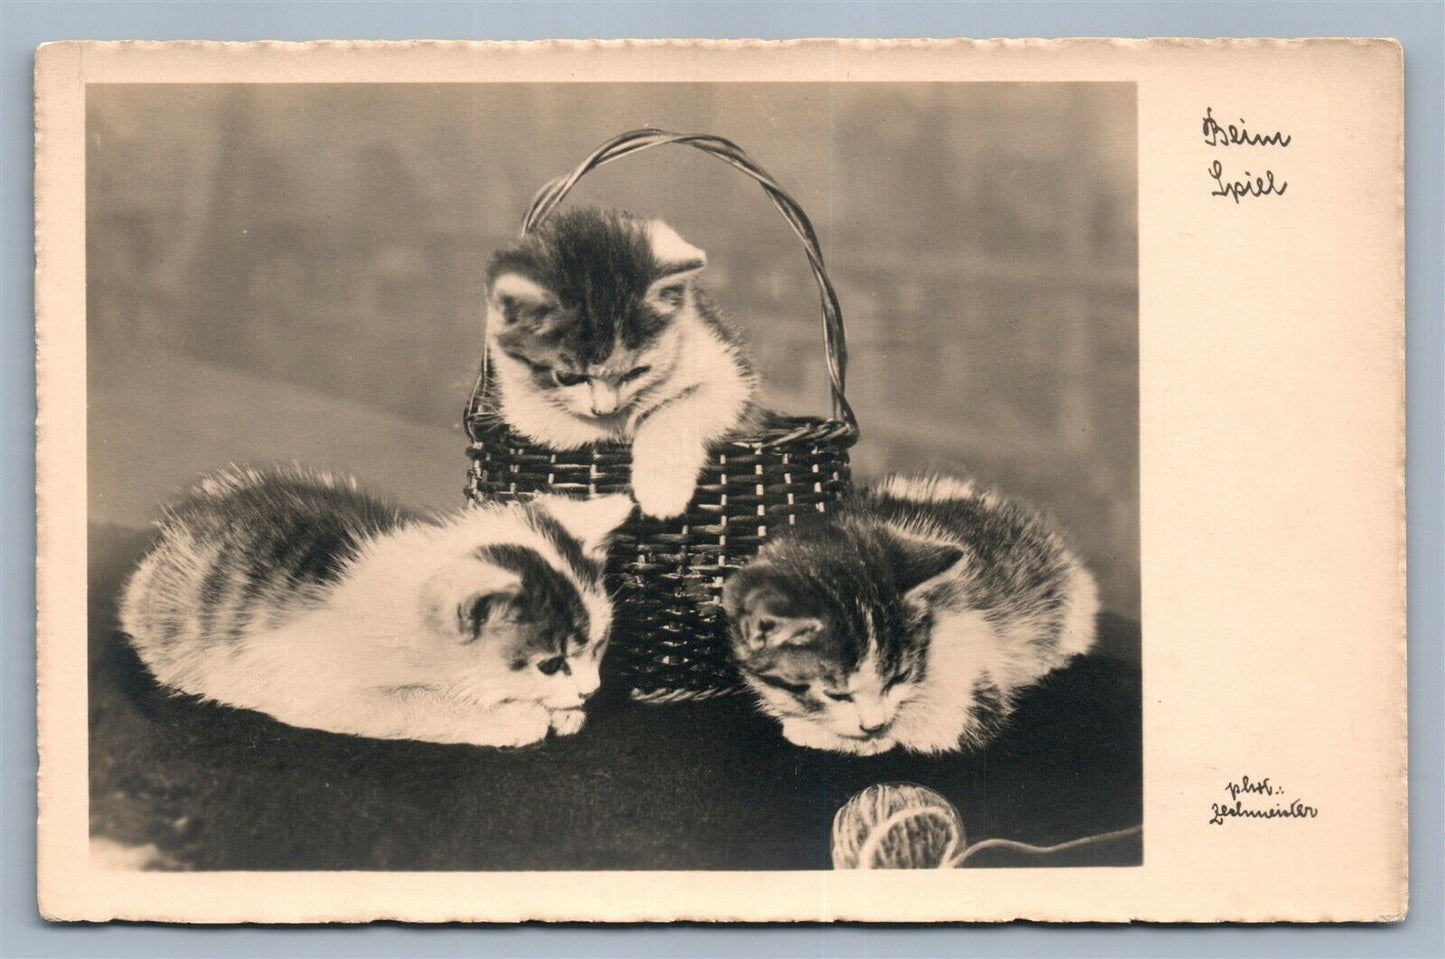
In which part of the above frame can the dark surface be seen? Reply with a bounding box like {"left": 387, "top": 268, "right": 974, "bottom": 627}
{"left": 89, "top": 523, "right": 1142, "bottom": 871}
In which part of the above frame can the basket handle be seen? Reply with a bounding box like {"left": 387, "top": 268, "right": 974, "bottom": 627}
{"left": 500, "top": 128, "right": 856, "bottom": 431}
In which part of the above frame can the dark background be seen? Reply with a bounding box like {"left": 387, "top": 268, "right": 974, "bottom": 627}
{"left": 86, "top": 82, "right": 1139, "bottom": 618}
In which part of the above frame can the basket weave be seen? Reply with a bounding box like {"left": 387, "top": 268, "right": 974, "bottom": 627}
{"left": 465, "top": 129, "right": 859, "bottom": 702}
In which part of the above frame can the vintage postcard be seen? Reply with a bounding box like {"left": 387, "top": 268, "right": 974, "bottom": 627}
{"left": 35, "top": 39, "right": 1405, "bottom": 923}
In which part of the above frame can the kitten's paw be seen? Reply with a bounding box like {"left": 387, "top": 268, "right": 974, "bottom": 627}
{"left": 468, "top": 704, "right": 551, "bottom": 748}
{"left": 629, "top": 466, "right": 698, "bottom": 519}
{"left": 780, "top": 719, "right": 896, "bottom": 755}
{"left": 548, "top": 708, "right": 587, "bottom": 736}
{"left": 780, "top": 718, "right": 832, "bottom": 751}
{"left": 629, "top": 435, "right": 704, "bottom": 519}
{"left": 844, "top": 736, "right": 898, "bottom": 757}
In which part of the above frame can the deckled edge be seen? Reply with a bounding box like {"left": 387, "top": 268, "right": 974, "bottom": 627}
{"left": 33, "top": 39, "right": 65, "bottom": 924}
{"left": 1390, "top": 35, "right": 1409, "bottom": 924}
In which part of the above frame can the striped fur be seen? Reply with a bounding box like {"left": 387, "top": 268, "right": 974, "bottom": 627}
{"left": 484, "top": 208, "right": 758, "bottom": 519}
{"left": 722, "top": 472, "right": 1098, "bottom": 756}
{"left": 119, "top": 468, "right": 633, "bottom": 747}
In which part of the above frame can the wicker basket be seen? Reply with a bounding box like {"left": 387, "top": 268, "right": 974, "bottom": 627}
{"left": 464, "top": 129, "right": 859, "bottom": 702}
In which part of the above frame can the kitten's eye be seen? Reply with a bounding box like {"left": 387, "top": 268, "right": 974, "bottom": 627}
{"left": 621, "top": 365, "right": 651, "bottom": 383}
{"left": 882, "top": 674, "right": 910, "bottom": 694}
{"left": 537, "top": 656, "right": 566, "bottom": 676}
{"left": 823, "top": 690, "right": 853, "bottom": 702}
{"left": 755, "top": 673, "right": 810, "bottom": 696}
{"left": 551, "top": 370, "right": 588, "bottom": 388}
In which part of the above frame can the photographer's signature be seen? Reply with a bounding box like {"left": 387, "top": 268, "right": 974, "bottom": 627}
{"left": 1209, "top": 775, "right": 1319, "bottom": 825}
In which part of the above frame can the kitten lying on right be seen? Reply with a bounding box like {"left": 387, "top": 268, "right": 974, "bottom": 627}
{"left": 722, "top": 474, "right": 1098, "bottom": 756}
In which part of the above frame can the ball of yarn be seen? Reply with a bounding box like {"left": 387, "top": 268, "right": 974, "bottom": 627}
{"left": 831, "top": 783, "right": 966, "bottom": 869}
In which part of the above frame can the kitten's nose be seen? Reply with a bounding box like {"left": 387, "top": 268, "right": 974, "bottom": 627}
{"left": 857, "top": 706, "right": 890, "bottom": 735}
{"left": 574, "top": 667, "right": 601, "bottom": 699}
{"left": 589, "top": 382, "right": 618, "bottom": 415}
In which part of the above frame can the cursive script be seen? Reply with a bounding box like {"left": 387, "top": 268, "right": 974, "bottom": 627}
{"left": 1209, "top": 160, "right": 1287, "bottom": 204}
{"left": 1209, "top": 775, "right": 1319, "bottom": 825}
{"left": 1202, "top": 107, "right": 1292, "bottom": 147}
{"left": 1224, "top": 774, "right": 1274, "bottom": 802}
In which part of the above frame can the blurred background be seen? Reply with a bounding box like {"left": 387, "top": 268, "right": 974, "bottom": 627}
{"left": 87, "top": 82, "right": 1138, "bottom": 618}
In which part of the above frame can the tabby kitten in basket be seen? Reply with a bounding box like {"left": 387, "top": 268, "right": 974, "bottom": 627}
{"left": 485, "top": 207, "right": 757, "bottom": 519}
{"left": 723, "top": 475, "right": 1098, "bottom": 756}
{"left": 119, "top": 467, "right": 634, "bottom": 747}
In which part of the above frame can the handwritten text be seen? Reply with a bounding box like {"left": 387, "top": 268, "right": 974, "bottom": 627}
{"left": 1209, "top": 160, "right": 1288, "bottom": 203}
{"left": 1209, "top": 775, "right": 1319, "bottom": 825}
{"left": 1201, "top": 107, "right": 1292, "bottom": 203}
{"left": 1202, "top": 107, "right": 1292, "bottom": 147}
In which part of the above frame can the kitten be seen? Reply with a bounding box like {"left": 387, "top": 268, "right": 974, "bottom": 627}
{"left": 484, "top": 207, "right": 757, "bottom": 519}
{"left": 722, "top": 474, "right": 1098, "bottom": 756}
{"left": 119, "top": 467, "right": 634, "bottom": 747}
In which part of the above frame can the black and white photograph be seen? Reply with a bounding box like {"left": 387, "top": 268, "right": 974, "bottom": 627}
{"left": 82, "top": 78, "right": 1141, "bottom": 873}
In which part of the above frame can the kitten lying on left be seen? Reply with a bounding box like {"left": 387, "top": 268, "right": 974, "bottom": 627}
{"left": 119, "top": 468, "right": 634, "bottom": 747}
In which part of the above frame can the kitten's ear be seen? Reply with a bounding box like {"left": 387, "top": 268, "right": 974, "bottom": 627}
{"left": 644, "top": 220, "right": 707, "bottom": 312}
{"left": 487, "top": 271, "right": 558, "bottom": 328}
{"left": 455, "top": 585, "right": 522, "bottom": 644}
{"left": 894, "top": 534, "right": 965, "bottom": 597}
{"left": 728, "top": 586, "right": 822, "bottom": 652}
{"left": 422, "top": 562, "right": 520, "bottom": 643}
{"left": 537, "top": 493, "right": 636, "bottom": 560}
